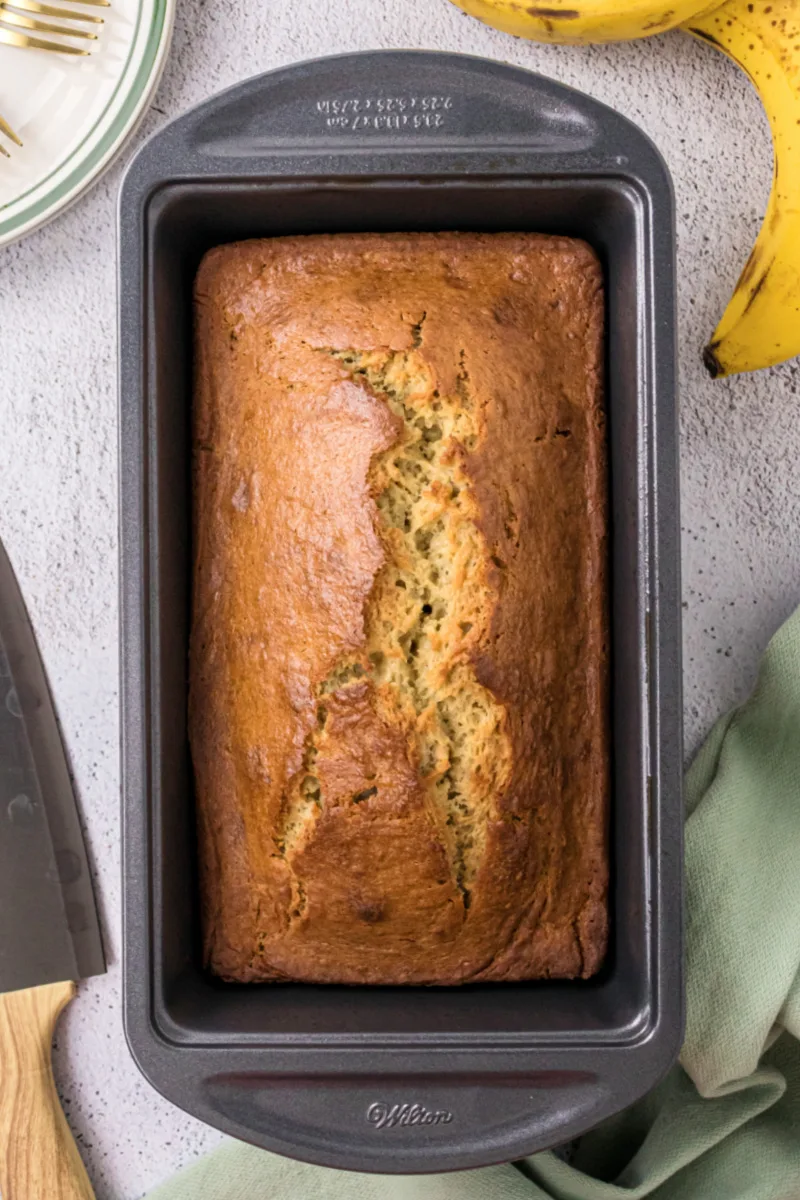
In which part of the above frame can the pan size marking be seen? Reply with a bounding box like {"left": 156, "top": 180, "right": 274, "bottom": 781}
{"left": 366, "top": 1101, "right": 454, "bottom": 1130}
{"left": 316, "top": 95, "right": 453, "bottom": 132}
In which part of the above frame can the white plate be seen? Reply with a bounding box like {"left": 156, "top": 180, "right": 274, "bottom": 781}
{"left": 0, "top": 0, "right": 174, "bottom": 247}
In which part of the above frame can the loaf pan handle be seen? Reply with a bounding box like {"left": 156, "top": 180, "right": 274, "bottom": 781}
{"left": 129, "top": 51, "right": 664, "bottom": 175}
{"left": 202, "top": 1070, "right": 612, "bottom": 1172}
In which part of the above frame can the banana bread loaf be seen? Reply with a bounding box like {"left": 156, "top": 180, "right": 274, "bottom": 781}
{"left": 190, "top": 232, "right": 609, "bottom": 985}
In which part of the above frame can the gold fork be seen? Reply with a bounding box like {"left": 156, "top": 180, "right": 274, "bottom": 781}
{"left": 0, "top": 0, "right": 108, "bottom": 55}
{"left": 0, "top": 114, "right": 22, "bottom": 157}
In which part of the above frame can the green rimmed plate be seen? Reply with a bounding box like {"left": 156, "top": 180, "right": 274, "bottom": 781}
{"left": 0, "top": 0, "right": 175, "bottom": 248}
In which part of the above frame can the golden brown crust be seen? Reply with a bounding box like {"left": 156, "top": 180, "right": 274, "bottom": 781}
{"left": 190, "top": 232, "right": 608, "bottom": 984}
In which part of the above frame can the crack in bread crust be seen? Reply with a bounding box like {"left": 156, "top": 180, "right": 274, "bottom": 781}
{"left": 278, "top": 348, "right": 512, "bottom": 912}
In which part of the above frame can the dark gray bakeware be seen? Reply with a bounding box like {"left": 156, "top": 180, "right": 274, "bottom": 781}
{"left": 119, "top": 50, "right": 683, "bottom": 1173}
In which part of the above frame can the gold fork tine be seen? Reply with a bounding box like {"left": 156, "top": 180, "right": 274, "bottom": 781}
{"left": 6, "top": 0, "right": 104, "bottom": 21}
{"left": 0, "top": 24, "right": 87, "bottom": 49}
{"left": 0, "top": 115, "right": 21, "bottom": 143}
{"left": 0, "top": 0, "right": 105, "bottom": 52}
{"left": 0, "top": 6, "right": 98, "bottom": 36}
{"left": 0, "top": 114, "right": 23, "bottom": 158}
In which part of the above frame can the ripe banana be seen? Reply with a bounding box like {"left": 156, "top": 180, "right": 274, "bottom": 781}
{"left": 450, "top": 0, "right": 718, "bottom": 44}
{"left": 685, "top": 1, "right": 800, "bottom": 377}
{"left": 455, "top": 0, "right": 800, "bottom": 376}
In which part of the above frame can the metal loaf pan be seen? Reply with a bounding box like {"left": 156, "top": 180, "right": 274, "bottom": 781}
{"left": 119, "top": 51, "right": 683, "bottom": 1173}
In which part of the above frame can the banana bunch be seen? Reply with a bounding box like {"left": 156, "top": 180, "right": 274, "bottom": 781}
{"left": 452, "top": 1, "right": 719, "bottom": 42}
{"left": 451, "top": 0, "right": 800, "bottom": 379}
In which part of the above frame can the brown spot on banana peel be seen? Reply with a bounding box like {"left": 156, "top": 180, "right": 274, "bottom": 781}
{"left": 643, "top": 10, "right": 676, "bottom": 31}
{"left": 527, "top": 6, "right": 581, "bottom": 16}
{"left": 687, "top": 27, "right": 725, "bottom": 48}
{"left": 740, "top": 260, "right": 774, "bottom": 317}
{"left": 737, "top": 243, "right": 764, "bottom": 292}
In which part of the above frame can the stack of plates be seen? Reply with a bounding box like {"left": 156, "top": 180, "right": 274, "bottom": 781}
{"left": 0, "top": 0, "right": 175, "bottom": 247}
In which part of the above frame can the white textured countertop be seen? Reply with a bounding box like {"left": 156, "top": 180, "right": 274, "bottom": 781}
{"left": 1, "top": 3, "right": 798, "bottom": 1196}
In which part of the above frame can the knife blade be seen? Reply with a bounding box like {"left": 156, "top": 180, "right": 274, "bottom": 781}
{"left": 0, "top": 535, "right": 105, "bottom": 1200}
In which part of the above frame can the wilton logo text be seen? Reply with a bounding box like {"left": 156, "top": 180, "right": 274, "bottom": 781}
{"left": 366, "top": 1102, "right": 453, "bottom": 1130}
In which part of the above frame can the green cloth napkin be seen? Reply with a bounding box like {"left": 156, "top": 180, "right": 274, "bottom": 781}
{"left": 146, "top": 607, "right": 800, "bottom": 1200}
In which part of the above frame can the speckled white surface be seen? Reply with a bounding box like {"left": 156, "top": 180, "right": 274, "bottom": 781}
{"left": 0, "top": 3, "right": 798, "bottom": 1196}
